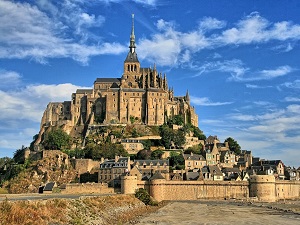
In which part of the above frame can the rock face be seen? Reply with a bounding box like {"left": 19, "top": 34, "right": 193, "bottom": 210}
{"left": 35, "top": 16, "right": 198, "bottom": 148}
{"left": 4, "top": 151, "right": 77, "bottom": 194}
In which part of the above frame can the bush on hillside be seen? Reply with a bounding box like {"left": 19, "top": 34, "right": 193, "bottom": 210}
{"left": 135, "top": 188, "right": 158, "bottom": 206}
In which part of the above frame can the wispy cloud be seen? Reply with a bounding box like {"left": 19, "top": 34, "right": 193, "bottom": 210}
{"left": 0, "top": 1, "right": 127, "bottom": 64}
{"left": 245, "top": 84, "right": 272, "bottom": 89}
{"left": 138, "top": 12, "right": 300, "bottom": 68}
{"left": 191, "top": 96, "right": 233, "bottom": 106}
{"left": 280, "top": 80, "right": 300, "bottom": 89}
{"left": 284, "top": 97, "right": 300, "bottom": 102}
{"left": 0, "top": 70, "right": 22, "bottom": 88}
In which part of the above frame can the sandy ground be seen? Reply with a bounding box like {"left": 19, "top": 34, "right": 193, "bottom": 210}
{"left": 128, "top": 200, "right": 300, "bottom": 225}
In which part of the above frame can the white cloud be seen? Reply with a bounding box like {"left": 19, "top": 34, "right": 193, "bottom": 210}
{"left": 198, "top": 17, "right": 226, "bottom": 31}
{"left": 245, "top": 84, "right": 272, "bottom": 89}
{"left": 133, "top": 0, "right": 157, "bottom": 6}
{"left": 0, "top": 1, "right": 126, "bottom": 64}
{"left": 281, "top": 80, "right": 300, "bottom": 89}
{"left": 228, "top": 65, "right": 293, "bottom": 82}
{"left": 284, "top": 97, "right": 300, "bottom": 102}
{"left": 191, "top": 96, "right": 233, "bottom": 106}
{"left": 0, "top": 83, "right": 91, "bottom": 122}
{"left": 0, "top": 70, "right": 22, "bottom": 87}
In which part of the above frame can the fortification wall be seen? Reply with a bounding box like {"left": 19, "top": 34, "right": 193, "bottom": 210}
{"left": 122, "top": 175, "right": 300, "bottom": 202}
{"left": 149, "top": 180, "right": 249, "bottom": 202}
{"left": 275, "top": 180, "right": 300, "bottom": 200}
{"left": 122, "top": 176, "right": 249, "bottom": 202}
{"left": 74, "top": 159, "right": 100, "bottom": 174}
{"left": 61, "top": 183, "right": 114, "bottom": 194}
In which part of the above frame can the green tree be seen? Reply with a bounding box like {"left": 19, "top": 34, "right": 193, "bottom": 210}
{"left": 141, "top": 140, "right": 151, "bottom": 150}
{"left": 151, "top": 150, "right": 164, "bottom": 159}
{"left": 169, "top": 152, "right": 185, "bottom": 169}
{"left": 136, "top": 149, "right": 152, "bottom": 160}
{"left": 173, "top": 115, "right": 184, "bottom": 125}
{"left": 173, "top": 130, "right": 186, "bottom": 148}
{"left": 84, "top": 143, "right": 128, "bottom": 160}
{"left": 43, "top": 129, "right": 71, "bottom": 150}
{"left": 225, "top": 137, "right": 241, "bottom": 155}
{"left": 159, "top": 124, "right": 173, "bottom": 149}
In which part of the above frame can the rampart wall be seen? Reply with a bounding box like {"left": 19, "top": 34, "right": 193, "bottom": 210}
{"left": 122, "top": 175, "right": 300, "bottom": 202}
{"left": 61, "top": 183, "right": 114, "bottom": 194}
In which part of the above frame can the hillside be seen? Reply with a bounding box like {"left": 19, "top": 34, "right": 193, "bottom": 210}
{"left": 2, "top": 152, "right": 77, "bottom": 194}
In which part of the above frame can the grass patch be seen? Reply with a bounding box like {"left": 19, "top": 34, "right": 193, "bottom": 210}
{"left": 0, "top": 188, "right": 8, "bottom": 194}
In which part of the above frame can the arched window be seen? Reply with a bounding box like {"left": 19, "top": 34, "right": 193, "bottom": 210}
{"left": 127, "top": 65, "right": 130, "bottom": 71}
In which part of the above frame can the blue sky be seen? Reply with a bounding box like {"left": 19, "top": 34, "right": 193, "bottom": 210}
{"left": 0, "top": 0, "right": 299, "bottom": 166}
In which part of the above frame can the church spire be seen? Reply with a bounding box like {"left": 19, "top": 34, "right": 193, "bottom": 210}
{"left": 129, "top": 14, "right": 136, "bottom": 54}
{"left": 124, "top": 14, "right": 139, "bottom": 63}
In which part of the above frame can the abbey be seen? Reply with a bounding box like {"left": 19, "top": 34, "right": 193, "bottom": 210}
{"left": 39, "top": 16, "right": 198, "bottom": 138}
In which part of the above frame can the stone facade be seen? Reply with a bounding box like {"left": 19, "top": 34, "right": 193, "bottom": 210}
{"left": 36, "top": 16, "right": 198, "bottom": 147}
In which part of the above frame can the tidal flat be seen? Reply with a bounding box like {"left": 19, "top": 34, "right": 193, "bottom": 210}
{"left": 128, "top": 200, "right": 300, "bottom": 225}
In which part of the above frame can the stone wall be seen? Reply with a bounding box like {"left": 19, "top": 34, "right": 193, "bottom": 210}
{"left": 74, "top": 159, "right": 100, "bottom": 174}
{"left": 249, "top": 175, "right": 300, "bottom": 202}
{"left": 61, "top": 183, "right": 114, "bottom": 194}
{"left": 122, "top": 175, "right": 300, "bottom": 202}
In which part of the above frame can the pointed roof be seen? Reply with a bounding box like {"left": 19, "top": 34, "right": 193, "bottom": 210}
{"left": 125, "top": 14, "right": 139, "bottom": 63}
{"left": 149, "top": 171, "right": 165, "bottom": 180}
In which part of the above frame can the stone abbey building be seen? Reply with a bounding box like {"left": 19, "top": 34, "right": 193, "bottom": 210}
{"left": 38, "top": 16, "right": 198, "bottom": 142}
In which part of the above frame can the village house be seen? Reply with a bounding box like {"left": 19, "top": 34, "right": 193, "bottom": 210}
{"left": 250, "top": 160, "right": 285, "bottom": 179}
{"left": 130, "top": 159, "right": 169, "bottom": 180}
{"left": 200, "top": 165, "right": 223, "bottom": 181}
{"left": 98, "top": 156, "right": 130, "bottom": 187}
{"left": 183, "top": 152, "right": 206, "bottom": 170}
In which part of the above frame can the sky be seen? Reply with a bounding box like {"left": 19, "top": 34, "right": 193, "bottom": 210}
{"left": 0, "top": 0, "right": 299, "bottom": 167}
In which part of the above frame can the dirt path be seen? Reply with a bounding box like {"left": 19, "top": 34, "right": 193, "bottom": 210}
{"left": 129, "top": 201, "right": 300, "bottom": 225}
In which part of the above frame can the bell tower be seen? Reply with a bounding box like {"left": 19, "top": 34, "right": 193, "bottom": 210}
{"left": 123, "top": 14, "right": 140, "bottom": 88}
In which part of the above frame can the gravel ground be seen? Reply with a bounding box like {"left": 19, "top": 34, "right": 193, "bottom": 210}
{"left": 128, "top": 200, "right": 300, "bottom": 225}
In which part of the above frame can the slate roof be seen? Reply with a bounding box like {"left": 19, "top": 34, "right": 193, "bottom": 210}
{"left": 125, "top": 51, "right": 139, "bottom": 63}
{"left": 95, "top": 78, "right": 121, "bottom": 83}
{"left": 149, "top": 171, "right": 165, "bottom": 180}
{"left": 183, "top": 153, "right": 205, "bottom": 161}
{"left": 222, "top": 167, "right": 241, "bottom": 173}
{"left": 185, "top": 171, "right": 200, "bottom": 180}
{"left": 208, "top": 165, "right": 223, "bottom": 176}
{"left": 76, "top": 89, "right": 93, "bottom": 94}
{"left": 43, "top": 182, "right": 55, "bottom": 191}
{"left": 100, "top": 157, "right": 129, "bottom": 169}
{"left": 133, "top": 159, "right": 169, "bottom": 167}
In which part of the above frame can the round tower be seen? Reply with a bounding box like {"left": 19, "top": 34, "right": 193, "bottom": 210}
{"left": 121, "top": 175, "right": 138, "bottom": 194}
{"left": 149, "top": 178, "right": 166, "bottom": 202}
{"left": 249, "top": 175, "right": 276, "bottom": 202}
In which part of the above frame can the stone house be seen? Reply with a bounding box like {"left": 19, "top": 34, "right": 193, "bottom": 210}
{"left": 129, "top": 159, "right": 169, "bottom": 180}
{"left": 219, "top": 150, "right": 236, "bottom": 168}
{"left": 237, "top": 150, "right": 252, "bottom": 169}
{"left": 183, "top": 152, "right": 206, "bottom": 170}
{"left": 98, "top": 156, "right": 130, "bottom": 187}
{"left": 200, "top": 165, "right": 223, "bottom": 181}
{"left": 251, "top": 160, "right": 285, "bottom": 179}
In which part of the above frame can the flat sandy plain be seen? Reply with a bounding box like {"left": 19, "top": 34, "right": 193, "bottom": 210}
{"left": 128, "top": 200, "right": 300, "bottom": 225}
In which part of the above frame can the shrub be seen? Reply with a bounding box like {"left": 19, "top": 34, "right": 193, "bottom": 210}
{"left": 135, "top": 188, "right": 158, "bottom": 206}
